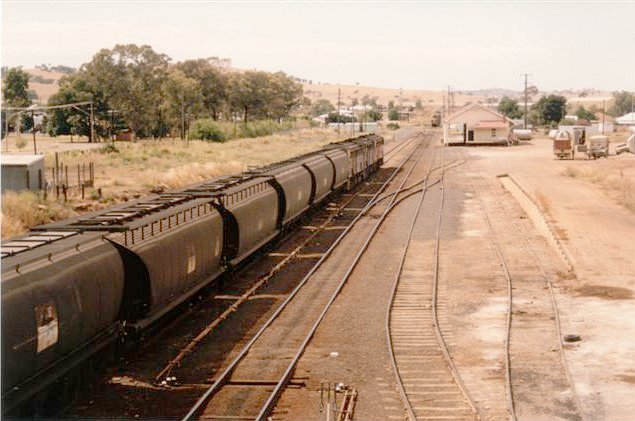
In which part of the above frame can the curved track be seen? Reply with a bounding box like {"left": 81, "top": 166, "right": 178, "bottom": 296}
{"left": 386, "top": 144, "right": 482, "bottom": 421}
{"left": 467, "top": 158, "right": 582, "bottom": 421}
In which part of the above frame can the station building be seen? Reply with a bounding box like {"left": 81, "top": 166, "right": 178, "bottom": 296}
{"left": 443, "top": 103, "right": 513, "bottom": 145}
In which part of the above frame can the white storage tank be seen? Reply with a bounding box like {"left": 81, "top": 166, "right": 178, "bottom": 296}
{"left": 1, "top": 154, "right": 45, "bottom": 192}
{"left": 513, "top": 129, "right": 533, "bottom": 140}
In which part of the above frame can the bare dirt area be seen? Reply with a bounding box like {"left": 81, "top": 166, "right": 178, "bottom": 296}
{"left": 467, "top": 137, "right": 635, "bottom": 420}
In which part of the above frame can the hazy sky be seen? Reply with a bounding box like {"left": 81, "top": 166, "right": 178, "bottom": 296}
{"left": 2, "top": 1, "right": 634, "bottom": 92}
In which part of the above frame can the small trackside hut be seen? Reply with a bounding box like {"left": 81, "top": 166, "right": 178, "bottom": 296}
{"left": 443, "top": 103, "right": 513, "bottom": 146}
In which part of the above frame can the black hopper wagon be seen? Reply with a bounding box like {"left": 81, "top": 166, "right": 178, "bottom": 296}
{"left": 1, "top": 134, "right": 384, "bottom": 415}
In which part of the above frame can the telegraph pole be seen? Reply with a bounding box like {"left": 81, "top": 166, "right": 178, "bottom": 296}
{"left": 522, "top": 73, "right": 531, "bottom": 129}
{"left": 337, "top": 88, "right": 341, "bottom": 134}
{"left": 32, "top": 110, "right": 37, "bottom": 154}
{"left": 180, "top": 91, "right": 186, "bottom": 140}
{"left": 90, "top": 102, "right": 95, "bottom": 142}
{"left": 602, "top": 100, "right": 606, "bottom": 135}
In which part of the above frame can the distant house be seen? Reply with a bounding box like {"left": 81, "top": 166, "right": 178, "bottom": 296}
{"left": 443, "top": 104, "right": 513, "bottom": 145}
{"left": 616, "top": 112, "right": 635, "bottom": 126}
{"left": 592, "top": 112, "right": 615, "bottom": 133}
{"left": 115, "top": 129, "right": 134, "bottom": 141}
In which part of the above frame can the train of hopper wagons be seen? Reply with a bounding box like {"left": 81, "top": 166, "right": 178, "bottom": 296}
{"left": 1, "top": 134, "right": 385, "bottom": 413}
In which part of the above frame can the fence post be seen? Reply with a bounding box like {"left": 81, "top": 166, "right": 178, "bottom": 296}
{"left": 38, "top": 169, "right": 42, "bottom": 190}
{"left": 26, "top": 170, "right": 30, "bottom": 190}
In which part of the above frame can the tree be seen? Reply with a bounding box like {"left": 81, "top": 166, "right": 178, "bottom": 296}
{"left": 2, "top": 67, "right": 30, "bottom": 107}
{"left": 525, "top": 85, "right": 539, "bottom": 100}
{"left": 309, "top": 99, "right": 335, "bottom": 117}
{"left": 80, "top": 44, "right": 170, "bottom": 138}
{"left": 362, "top": 109, "right": 382, "bottom": 122}
{"left": 268, "top": 71, "right": 303, "bottom": 122}
{"left": 47, "top": 74, "right": 93, "bottom": 137}
{"left": 575, "top": 106, "right": 596, "bottom": 121}
{"left": 415, "top": 99, "right": 423, "bottom": 110}
{"left": 531, "top": 95, "right": 567, "bottom": 125}
{"left": 2, "top": 67, "right": 32, "bottom": 133}
{"left": 160, "top": 68, "right": 203, "bottom": 138}
{"left": 497, "top": 96, "right": 523, "bottom": 119}
{"left": 327, "top": 112, "right": 354, "bottom": 123}
{"left": 229, "top": 71, "right": 274, "bottom": 122}
{"left": 176, "top": 59, "right": 228, "bottom": 120}
{"left": 388, "top": 109, "right": 399, "bottom": 121}
{"left": 609, "top": 91, "right": 634, "bottom": 117}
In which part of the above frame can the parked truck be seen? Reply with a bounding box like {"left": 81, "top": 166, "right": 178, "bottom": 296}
{"left": 553, "top": 128, "right": 587, "bottom": 160}
{"left": 586, "top": 135, "right": 609, "bottom": 159}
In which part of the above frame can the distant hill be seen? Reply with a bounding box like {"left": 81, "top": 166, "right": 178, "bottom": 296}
{"left": 302, "top": 82, "right": 487, "bottom": 109}
{"left": 462, "top": 88, "right": 521, "bottom": 99}
{"left": 24, "top": 67, "right": 67, "bottom": 104}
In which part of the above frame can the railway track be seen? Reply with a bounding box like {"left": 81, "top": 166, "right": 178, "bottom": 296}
{"left": 182, "top": 133, "right": 435, "bottom": 420}
{"left": 386, "top": 143, "right": 481, "bottom": 421}
{"left": 149, "top": 133, "right": 423, "bottom": 385}
{"left": 468, "top": 162, "right": 582, "bottom": 420}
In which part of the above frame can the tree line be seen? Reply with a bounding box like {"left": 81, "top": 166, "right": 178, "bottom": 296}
{"left": 2, "top": 44, "right": 304, "bottom": 140}
{"left": 497, "top": 90, "right": 635, "bottom": 127}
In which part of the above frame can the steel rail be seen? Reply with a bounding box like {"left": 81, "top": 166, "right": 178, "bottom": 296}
{"left": 383, "top": 132, "right": 421, "bottom": 162}
{"left": 368, "top": 159, "right": 467, "bottom": 208}
{"left": 154, "top": 172, "right": 386, "bottom": 382}
{"left": 385, "top": 143, "right": 482, "bottom": 421}
{"left": 500, "top": 192, "right": 583, "bottom": 418}
{"left": 253, "top": 133, "right": 434, "bottom": 421}
{"left": 467, "top": 168, "right": 518, "bottom": 421}
{"left": 430, "top": 146, "right": 483, "bottom": 420}
{"left": 157, "top": 133, "right": 424, "bottom": 382}
{"left": 470, "top": 164, "right": 582, "bottom": 419}
{"left": 182, "top": 134, "right": 429, "bottom": 421}
{"left": 385, "top": 144, "right": 438, "bottom": 421}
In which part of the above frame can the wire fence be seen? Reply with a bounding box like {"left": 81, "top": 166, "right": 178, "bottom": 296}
{"left": 46, "top": 153, "right": 96, "bottom": 201}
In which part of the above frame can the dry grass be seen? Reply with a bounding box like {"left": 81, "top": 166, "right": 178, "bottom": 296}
{"left": 562, "top": 163, "right": 635, "bottom": 213}
{"left": 1, "top": 127, "right": 345, "bottom": 239}
{"left": 1, "top": 191, "right": 77, "bottom": 239}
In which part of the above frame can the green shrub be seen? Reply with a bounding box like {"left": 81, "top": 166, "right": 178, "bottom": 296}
{"left": 189, "top": 119, "right": 227, "bottom": 142}
{"left": 386, "top": 122, "right": 400, "bottom": 130}
{"left": 388, "top": 109, "right": 399, "bottom": 121}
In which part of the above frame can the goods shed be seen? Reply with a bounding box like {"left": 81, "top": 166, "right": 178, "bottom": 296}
{"left": 1, "top": 154, "right": 45, "bottom": 192}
